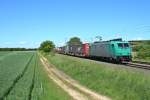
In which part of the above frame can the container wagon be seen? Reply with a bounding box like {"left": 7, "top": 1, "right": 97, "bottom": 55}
{"left": 67, "top": 43, "right": 89, "bottom": 57}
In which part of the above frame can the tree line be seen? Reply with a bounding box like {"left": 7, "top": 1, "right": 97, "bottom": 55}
{"left": 0, "top": 48, "right": 37, "bottom": 51}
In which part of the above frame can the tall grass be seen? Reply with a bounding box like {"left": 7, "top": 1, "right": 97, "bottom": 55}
{"left": 46, "top": 54, "right": 150, "bottom": 100}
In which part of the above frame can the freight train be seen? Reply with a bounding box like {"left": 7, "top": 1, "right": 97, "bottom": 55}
{"left": 58, "top": 38, "right": 132, "bottom": 63}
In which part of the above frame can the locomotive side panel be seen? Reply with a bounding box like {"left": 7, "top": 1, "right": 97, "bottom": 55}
{"left": 89, "top": 42, "right": 112, "bottom": 58}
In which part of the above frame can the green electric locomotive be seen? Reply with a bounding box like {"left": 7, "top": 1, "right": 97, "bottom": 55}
{"left": 89, "top": 38, "right": 132, "bottom": 62}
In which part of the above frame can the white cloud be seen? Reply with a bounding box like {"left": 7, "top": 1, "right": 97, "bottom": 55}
{"left": 4, "top": 42, "right": 12, "bottom": 45}
{"left": 19, "top": 41, "right": 28, "bottom": 45}
{"left": 133, "top": 37, "right": 143, "bottom": 40}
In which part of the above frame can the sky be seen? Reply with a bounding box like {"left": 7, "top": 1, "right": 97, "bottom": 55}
{"left": 0, "top": 0, "right": 150, "bottom": 48}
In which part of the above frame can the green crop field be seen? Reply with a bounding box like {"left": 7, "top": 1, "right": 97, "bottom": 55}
{"left": 0, "top": 51, "right": 70, "bottom": 100}
{"left": 46, "top": 54, "right": 150, "bottom": 100}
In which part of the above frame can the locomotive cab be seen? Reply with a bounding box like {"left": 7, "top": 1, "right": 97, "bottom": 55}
{"left": 110, "top": 41, "right": 132, "bottom": 62}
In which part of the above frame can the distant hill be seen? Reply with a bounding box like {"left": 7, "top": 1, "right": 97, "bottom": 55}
{"left": 129, "top": 40, "right": 150, "bottom": 52}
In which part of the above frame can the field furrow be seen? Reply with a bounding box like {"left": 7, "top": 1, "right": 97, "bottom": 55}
{"left": 0, "top": 52, "right": 34, "bottom": 99}
{"left": 6, "top": 53, "right": 35, "bottom": 100}
{"left": 28, "top": 54, "right": 37, "bottom": 100}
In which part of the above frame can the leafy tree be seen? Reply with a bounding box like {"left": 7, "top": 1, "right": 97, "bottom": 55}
{"left": 67, "top": 37, "right": 82, "bottom": 45}
{"left": 39, "top": 40, "right": 55, "bottom": 52}
{"left": 137, "top": 44, "right": 150, "bottom": 59}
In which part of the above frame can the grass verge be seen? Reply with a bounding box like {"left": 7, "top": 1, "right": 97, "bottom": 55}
{"left": 46, "top": 54, "right": 150, "bottom": 100}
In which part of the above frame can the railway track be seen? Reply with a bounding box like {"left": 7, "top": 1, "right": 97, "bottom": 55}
{"left": 132, "top": 61, "right": 150, "bottom": 65}
{"left": 61, "top": 54, "right": 150, "bottom": 70}
{"left": 123, "top": 62, "right": 150, "bottom": 70}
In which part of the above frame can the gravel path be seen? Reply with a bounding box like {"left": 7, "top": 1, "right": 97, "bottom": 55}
{"left": 40, "top": 55, "right": 111, "bottom": 100}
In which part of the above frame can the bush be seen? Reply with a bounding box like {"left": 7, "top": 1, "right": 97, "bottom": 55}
{"left": 39, "top": 40, "right": 55, "bottom": 52}
{"left": 137, "top": 45, "right": 150, "bottom": 59}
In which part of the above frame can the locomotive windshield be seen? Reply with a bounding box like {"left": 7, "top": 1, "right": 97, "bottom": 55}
{"left": 118, "top": 43, "right": 129, "bottom": 48}
{"left": 124, "top": 43, "right": 129, "bottom": 47}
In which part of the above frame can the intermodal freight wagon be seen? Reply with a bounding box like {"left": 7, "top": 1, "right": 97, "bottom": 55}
{"left": 64, "top": 43, "right": 89, "bottom": 57}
